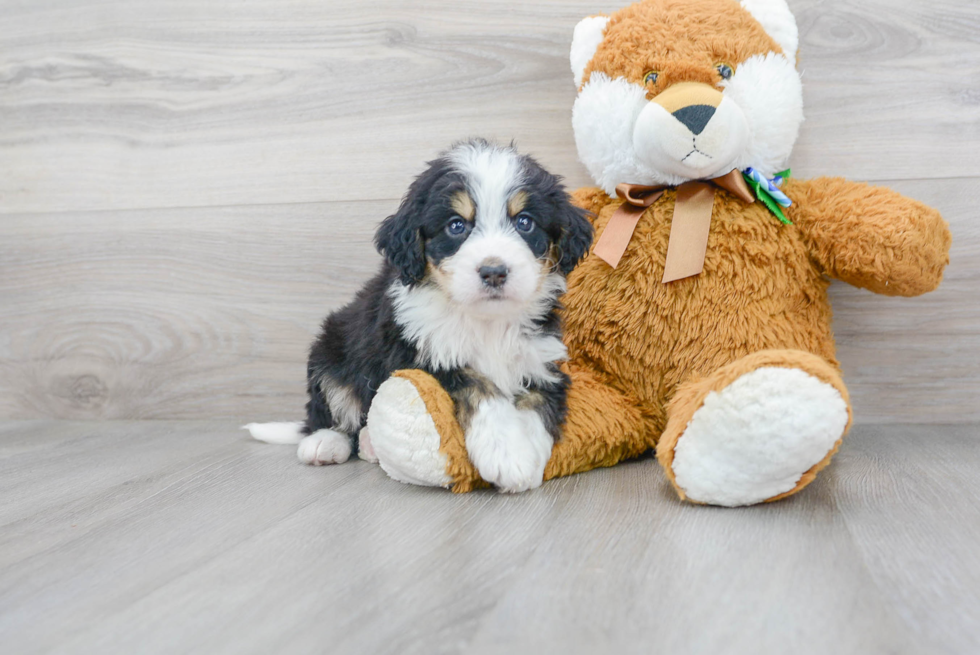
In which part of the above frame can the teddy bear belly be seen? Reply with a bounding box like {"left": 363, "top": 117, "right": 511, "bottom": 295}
{"left": 562, "top": 204, "right": 838, "bottom": 421}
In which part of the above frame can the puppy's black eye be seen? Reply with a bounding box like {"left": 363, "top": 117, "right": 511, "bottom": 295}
{"left": 716, "top": 63, "right": 734, "bottom": 80}
{"left": 515, "top": 214, "right": 534, "bottom": 233}
{"left": 446, "top": 218, "right": 467, "bottom": 236}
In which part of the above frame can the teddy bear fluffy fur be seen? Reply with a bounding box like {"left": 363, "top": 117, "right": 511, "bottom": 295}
{"left": 364, "top": 0, "right": 951, "bottom": 506}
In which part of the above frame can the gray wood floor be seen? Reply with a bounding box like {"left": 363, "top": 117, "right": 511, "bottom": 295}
{"left": 3, "top": 1, "right": 979, "bottom": 653}
{"left": 1, "top": 421, "right": 978, "bottom": 655}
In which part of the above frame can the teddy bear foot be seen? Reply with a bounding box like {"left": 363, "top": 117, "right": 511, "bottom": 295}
{"left": 657, "top": 350, "right": 852, "bottom": 507}
{"left": 366, "top": 374, "right": 453, "bottom": 489}
{"left": 356, "top": 426, "right": 378, "bottom": 463}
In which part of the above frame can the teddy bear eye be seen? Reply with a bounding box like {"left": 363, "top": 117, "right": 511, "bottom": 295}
{"left": 643, "top": 70, "right": 660, "bottom": 86}
{"left": 716, "top": 63, "right": 734, "bottom": 80}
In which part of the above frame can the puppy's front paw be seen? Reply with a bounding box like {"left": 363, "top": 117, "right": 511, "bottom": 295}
{"left": 297, "top": 429, "right": 352, "bottom": 465}
{"left": 465, "top": 398, "right": 553, "bottom": 493}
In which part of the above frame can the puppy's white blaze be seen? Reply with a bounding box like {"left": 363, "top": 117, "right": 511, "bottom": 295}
{"left": 444, "top": 229, "right": 540, "bottom": 308}
{"left": 243, "top": 421, "right": 305, "bottom": 444}
{"left": 297, "top": 429, "right": 352, "bottom": 466}
{"left": 465, "top": 397, "right": 552, "bottom": 493}
{"left": 449, "top": 142, "right": 523, "bottom": 232}
{"left": 390, "top": 274, "right": 567, "bottom": 397}
{"left": 445, "top": 142, "right": 546, "bottom": 312}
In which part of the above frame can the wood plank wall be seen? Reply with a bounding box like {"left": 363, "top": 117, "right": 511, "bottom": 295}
{"left": 1, "top": 0, "right": 977, "bottom": 423}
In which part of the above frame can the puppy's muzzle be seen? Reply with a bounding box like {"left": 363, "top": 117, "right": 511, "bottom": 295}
{"left": 479, "top": 260, "right": 509, "bottom": 289}
{"left": 653, "top": 82, "right": 724, "bottom": 136}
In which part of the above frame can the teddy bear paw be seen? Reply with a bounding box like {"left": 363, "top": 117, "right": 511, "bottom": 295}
{"left": 670, "top": 366, "right": 848, "bottom": 506}
{"left": 366, "top": 376, "right": 453, "bottom": 488}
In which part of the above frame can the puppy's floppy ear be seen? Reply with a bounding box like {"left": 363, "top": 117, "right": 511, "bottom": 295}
{"left": 556, "top": 203, "right": 594, "bottom": 275}
{"left": 375, "top": 157, "right": 452, "bottom": 285}
{"left": 519, "top": 154, "right": 594, "bottom": 275}
{"left": 375, "top": 206, "right": 425, "bottom": 286}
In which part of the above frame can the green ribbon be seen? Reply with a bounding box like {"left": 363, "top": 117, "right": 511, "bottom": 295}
{"left": 743, "top": 169, "right": 792, "bottom": 225}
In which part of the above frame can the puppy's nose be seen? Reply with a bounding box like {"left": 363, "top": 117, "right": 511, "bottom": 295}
{"left": 478, "top": 263, "right": 509, "bottom": 289}
{"left": 671, "top": 105, "right": 716, "bottom": 135}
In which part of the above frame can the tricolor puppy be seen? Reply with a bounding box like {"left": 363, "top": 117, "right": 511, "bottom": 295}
{"left": 246, "top": 140, "right": 593, "bottom": 492}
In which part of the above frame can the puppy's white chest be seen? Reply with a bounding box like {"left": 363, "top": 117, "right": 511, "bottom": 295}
{"left": 464, "top": 326, "right": 566, "bottom": 396}
{"left": 390, "top": 282, "right": 567, "bottom": 395}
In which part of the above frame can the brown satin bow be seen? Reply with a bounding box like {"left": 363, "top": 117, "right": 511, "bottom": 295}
{"left": 592, "top": 169, "right": 755, "bottom": 283}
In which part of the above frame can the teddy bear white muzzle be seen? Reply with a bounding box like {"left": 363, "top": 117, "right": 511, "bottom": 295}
{"left": 633, "top": 82, "right": 750, "bottom": 180}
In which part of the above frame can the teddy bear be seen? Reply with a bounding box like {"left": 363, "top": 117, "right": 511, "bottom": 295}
{"left": 363, "top": 0, "right": 952, "bottom": 506}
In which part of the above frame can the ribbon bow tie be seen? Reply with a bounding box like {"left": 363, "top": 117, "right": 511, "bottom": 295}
{"left": 592, "top": 169, "right": 756, "bottom": 283}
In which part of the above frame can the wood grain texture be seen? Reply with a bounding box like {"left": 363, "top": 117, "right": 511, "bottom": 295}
{"left": 1, "top": 0, "right": 977, "bottom": 422}
{"left": 2, "top": 177, "right": 975, "bottom": 423}
{"left": 0, "top": 420, "right": 977, "bottom": 654}
{"left": 0, "top": 200, "right": 385, "bottom": 420}
{"left": 1, "top": 0, "right": 979, "bottom": 213}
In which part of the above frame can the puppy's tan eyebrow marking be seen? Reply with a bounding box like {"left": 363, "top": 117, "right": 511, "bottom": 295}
{"left": 451, "top": 191, "right": 475, "bottom": 220}
{"left": 508, "top": 190, "right": 528, "bottom": 217}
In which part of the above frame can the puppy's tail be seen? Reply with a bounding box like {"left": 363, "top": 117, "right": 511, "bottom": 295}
{"left": 243, "top": 421, "right": 306, "bottom": 444}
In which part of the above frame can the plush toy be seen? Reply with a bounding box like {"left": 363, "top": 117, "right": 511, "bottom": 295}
{"left": 365, "top": 0, "right": 951, "bottom": 506}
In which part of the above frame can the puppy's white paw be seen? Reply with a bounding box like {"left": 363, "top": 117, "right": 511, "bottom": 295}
{"left": 357, "top": 426, "right": 378, "bottom": 463}
{"left": 297, "top": 429, "right": 352, "bottom": 466}
{"left": 466, "top": 398, "right": 553, "bottom": 493}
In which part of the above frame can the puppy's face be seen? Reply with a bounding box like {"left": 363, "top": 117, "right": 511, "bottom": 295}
{"left": 376, "top": 141, "right": 592, "bottom": 316}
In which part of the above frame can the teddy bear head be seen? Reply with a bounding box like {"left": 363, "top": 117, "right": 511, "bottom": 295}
{"left": 570, "top": 0, "right": 803, "bottom": 194}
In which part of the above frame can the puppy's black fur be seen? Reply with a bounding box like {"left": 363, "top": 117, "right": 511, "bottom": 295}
{"left": 304, "top": 141, "right": 592, "bottom": 459}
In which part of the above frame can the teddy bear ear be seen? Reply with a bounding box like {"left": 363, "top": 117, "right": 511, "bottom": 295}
{"left": 739, "top": 0, "right": 799, "bottom": 65}
{"left": 570, "top": 15, "right": 611, "bottom": 88}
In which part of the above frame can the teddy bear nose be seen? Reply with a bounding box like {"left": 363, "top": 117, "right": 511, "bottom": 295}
{"left": 671, "top": 104, "right": 716, "bottom": 135}
{"left": 652, "top": 82, "right": 724, "bottom": 136}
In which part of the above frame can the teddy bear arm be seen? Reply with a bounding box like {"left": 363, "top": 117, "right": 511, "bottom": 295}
{"left": 785, "top": 177, "right": 951, "bottom": 297}
{"left": 368, "top": 366, "right": 651, "bottom": 493}
{"left": 543, "top": 363, "right": 652, "bottom": 481}
{"left": 570, "top": 186, "right": 613, "bottom": 225}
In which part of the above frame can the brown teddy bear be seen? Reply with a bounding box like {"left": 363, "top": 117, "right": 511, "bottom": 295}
{"left": 365, "top": 0, "right": 951, "bottom": 506}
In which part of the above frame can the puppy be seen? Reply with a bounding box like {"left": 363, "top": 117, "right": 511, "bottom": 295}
{"left": 246, "top": 139, "right": 592, "bottom": 492}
